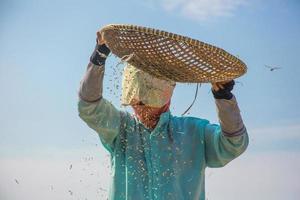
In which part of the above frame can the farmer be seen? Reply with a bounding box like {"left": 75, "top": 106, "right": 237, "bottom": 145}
{"left": 78, "top": 30, "right": 248, "bottom": 200}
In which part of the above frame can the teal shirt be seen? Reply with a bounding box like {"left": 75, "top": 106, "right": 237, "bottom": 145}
{"left": 78, "top": 98, "right": 249, "bottom": 200}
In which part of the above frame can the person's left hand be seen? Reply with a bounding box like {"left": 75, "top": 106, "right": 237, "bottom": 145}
{"left": 211, "top": 80, "right": 233, "bottom": 92}
{"left": 211, "top": 80, "right": 235, "bottom": 100}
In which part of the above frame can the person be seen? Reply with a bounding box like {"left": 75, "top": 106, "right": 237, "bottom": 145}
{"left": 78, "top": 30, "right": 249, "bottom": 200}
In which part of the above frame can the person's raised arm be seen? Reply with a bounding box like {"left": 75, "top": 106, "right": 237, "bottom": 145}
{"left": 78, "top": 30, "right": 122, "bottom": 153}
{"left": 79, "top": 31, "right": 110, "bottom": 102}
{"left": 204, "top": 80, "right": 249, "bottom": 167}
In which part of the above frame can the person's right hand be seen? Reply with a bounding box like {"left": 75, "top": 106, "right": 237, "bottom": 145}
{"left": 96, "top": 30, "right": 106, "bottom": 45}
{"left": 89, "top": 29, "right": 110, "bottom": 66}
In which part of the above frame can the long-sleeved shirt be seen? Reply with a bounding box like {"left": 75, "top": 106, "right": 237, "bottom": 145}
{"left": 78, "top": 62, "right": 249, "bottom": 200}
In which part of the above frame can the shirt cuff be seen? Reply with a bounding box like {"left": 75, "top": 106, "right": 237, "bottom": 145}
{"left": 222, "top": 126, "right": 247, "bottom": 137}
{"left": 90, "top": 44, "right": 111, "bottom": 66}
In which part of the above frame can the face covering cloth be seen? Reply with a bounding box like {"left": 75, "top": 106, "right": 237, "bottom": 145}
{"left": 121, "top": 64, "right": 175, "bottom": 108}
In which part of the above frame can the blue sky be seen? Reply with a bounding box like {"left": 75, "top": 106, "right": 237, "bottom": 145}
{"left": 0, "top": 0, "right": 300, "bottom": 199}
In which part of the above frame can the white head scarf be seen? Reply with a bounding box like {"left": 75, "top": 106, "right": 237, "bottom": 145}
{"left": 121, "top": 64, "right": 176, "bottom": 108}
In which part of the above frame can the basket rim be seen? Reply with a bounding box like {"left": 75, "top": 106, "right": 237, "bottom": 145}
{"left": 102, "top": 24, "right": 245, "bottom": 63}
{"left": 101, "top": 24, "right": 247, "bottom": 83}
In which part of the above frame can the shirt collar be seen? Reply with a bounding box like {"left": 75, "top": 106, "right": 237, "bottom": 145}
{"left": 151, "top": 110, "right": 171, "bottom": 136}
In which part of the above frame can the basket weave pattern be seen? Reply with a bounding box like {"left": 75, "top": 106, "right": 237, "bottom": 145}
{"left": 102, "top": 24, "right": 247, "bottom": 83}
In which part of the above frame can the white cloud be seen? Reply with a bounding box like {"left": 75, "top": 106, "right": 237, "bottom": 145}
{"left": 1, "top": 150, "right": 300, "bottom": 200}
{"left": 0, "top": 148, "right": 111, "bottom": 200}
{"left": 206, "top": 152, "right": 300, "bottom": 200}
{"left": 150, "top": 0, "right": 247, "bottom": 21}
{"left": 250, "top": 123, "right": 300, "bottom": 139}
{"left": 248, "top": 123, "right": 300, "bottom": 152}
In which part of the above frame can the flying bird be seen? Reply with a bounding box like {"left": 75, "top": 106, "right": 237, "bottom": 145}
{"left": 265, "top": 65, "right": 281, "bottom": 71}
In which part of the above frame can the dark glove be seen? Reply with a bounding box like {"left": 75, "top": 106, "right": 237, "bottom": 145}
{"left": 212, "top": 80, "right": 235, "bottom": 100}
{"left": 90, "top": 43, "right": 111, "bottom": 66}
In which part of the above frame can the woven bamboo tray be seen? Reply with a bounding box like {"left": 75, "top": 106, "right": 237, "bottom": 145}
{"left": 101, "top": 24, "right": 247, "bottom": 83}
